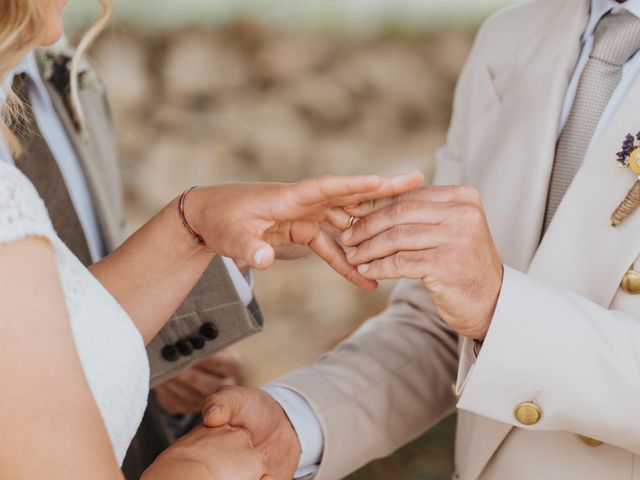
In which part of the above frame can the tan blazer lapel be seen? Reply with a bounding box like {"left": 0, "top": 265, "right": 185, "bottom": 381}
{"left": 529, "top": 75, "right": 640, "bottom": 307}
{"left": 459, "top": 2, "right": 590, "bottom": 479}
{"left": 36, "top": 50, "right": 126, "bottom": 252}
{"left": 469, "top": 0, "right": 589, "bottom": 276}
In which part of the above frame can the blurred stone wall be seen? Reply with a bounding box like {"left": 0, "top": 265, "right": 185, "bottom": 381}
{"left": 91, "top": 22, "right": 474, "bottom": 478}
{"left": 91, "top": 20, "right": 474, "bottom": 385}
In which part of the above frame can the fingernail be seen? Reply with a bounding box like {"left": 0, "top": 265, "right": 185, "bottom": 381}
{"left": 345, "top": 247, "right": 356, "bottom": 258}
{"left": 205, "top": 405, "right": 221, "bottom": 418}
{"left": 358, "top": 263, "right": 370, "bottom": 273}
{"left": 342, "top": 229, "right": 352, "bottom": 243}
{"left": 254, "top": 249, "right": 267, "bottom": 266}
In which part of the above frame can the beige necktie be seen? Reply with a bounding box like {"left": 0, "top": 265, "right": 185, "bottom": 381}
{"left": 544, "top": 10, "right": 640, "bottom": 233}
{"left": 11, "top": 73, "right": 93, "bottom": 266}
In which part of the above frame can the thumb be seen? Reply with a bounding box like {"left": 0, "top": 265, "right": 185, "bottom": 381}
{"left": 231, "top": 227, "right": 275, "bottom": 270}
{"left": 202, "top": 388, "right": 244, "bottom": 428}
{"left": 261, "top": 476, "right": 276, "bottom": 480}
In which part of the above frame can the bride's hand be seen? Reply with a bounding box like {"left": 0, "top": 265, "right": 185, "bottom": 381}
{"left": 186, "top": 171, "right": 424, "bottom": 291}
{"left": 141, "top": 426, "right": 271, "bottom": 480}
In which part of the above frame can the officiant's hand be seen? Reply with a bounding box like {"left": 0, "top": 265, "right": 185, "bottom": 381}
{"left": 185, "top": 171, "right": 424, "bottom": 291}
{"left": 201, "top": 387, "right": 300, "bottom": 480}
{"left": 342, "top": 185, "right": 503, "bottom": 340}
{"left": 142, "top": 425, "right": 272, "bottom": 480}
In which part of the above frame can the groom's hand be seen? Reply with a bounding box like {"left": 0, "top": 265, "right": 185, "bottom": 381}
{"left": 343, "top": 185, "right": 503, "bottom": 340}
{"left": 201, "top": 386, "right": 301, "bottom": 480}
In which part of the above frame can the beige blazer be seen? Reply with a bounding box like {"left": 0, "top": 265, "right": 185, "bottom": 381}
{"left": 272, "top": 1, "right": 640, "bottom": 478}
{"left": 34, "top": 50, "right": 263, "bottom": 387}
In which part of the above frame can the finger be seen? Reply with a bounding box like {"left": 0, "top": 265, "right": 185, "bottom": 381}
{"left": 195, "top": 350, "right": 241, "bottom": 378}
{"left": 223, "top": 226, "right": 275, "bottom": 270}
{"left": 356, "top": 250, "right": 436, "bottom": 280}
{"left": 345, "top": 184, "right": 481, "bottom": 217}
{"left": 326, "top": 207, "right": 352, "bottom": 231}
{"left": 327, "top": 170, "right": 424, "bottom": 208}
{"left": 409, "top": 184, "right": 482, "bottom": 204}
{"left": 320, "top": 218, "right": 344, "bottom": 239}
{"left": 293, "top": 175, "right": 383, "bottom": 207}
{"left": 344, "top": 196, "right": 398, "bottom": 218}
{"left": 342, "top": 200, "right": 454, "bottom": 246}
{"left": 155, "top": 382, "right": 201, "bottom": 414}
{"left": 309, "top": 229, "right": 379, "bottom": 291}
{"left": 175, "top": 367, "right": 224, "bottom": 397}
{"left": 202, "top": 387, "right": 245, "bottom": 428}
{"left": 346, "top": 224, "right": 448, "bottom": 265}
{"left": 273, "top": 244, "right": 311, "bottom": 260}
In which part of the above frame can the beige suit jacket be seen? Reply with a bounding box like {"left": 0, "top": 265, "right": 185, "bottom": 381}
{"left": 34, "top": 49, "right": 262, "bottom": 387}
{"left": 273, "top": 1, "right": 640, "bottom": 478}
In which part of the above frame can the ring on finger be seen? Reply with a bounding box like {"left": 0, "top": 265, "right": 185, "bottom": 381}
{"left": 345, "top": 216, "right": 356, "bottom": 231}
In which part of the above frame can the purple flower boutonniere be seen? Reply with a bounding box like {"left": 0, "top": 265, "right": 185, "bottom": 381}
{"left": 611, "top": 131, "right": 640, "bottom": 227}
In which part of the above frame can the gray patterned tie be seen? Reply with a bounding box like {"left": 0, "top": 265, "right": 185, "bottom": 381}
{"left": 544, "top": 10, "right": 640, "bottom": 233}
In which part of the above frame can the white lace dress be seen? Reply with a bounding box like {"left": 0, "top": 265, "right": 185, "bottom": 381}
{"left": 0, "top": 161, "right": 149, "bottom": 464}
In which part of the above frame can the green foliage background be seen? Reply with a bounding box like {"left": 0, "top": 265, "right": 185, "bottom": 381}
{"left": 64, "top": 0, "right": 519, "bottom": 32}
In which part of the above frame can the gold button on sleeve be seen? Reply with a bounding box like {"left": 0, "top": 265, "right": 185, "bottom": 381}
{"left": 514, "top": 402, "right": 542, "bottom": 425}
{"left": 579, "top": 435, "right": 603, "bottom": 447}
{"left": 621, "top": 270, "right": 640, "bottom": 294}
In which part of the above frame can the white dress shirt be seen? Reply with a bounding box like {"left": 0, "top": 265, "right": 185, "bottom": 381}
{"left": 0, "top": 52, "right": 253, "bottom": 301}
{"left": 265, "top": 0, "right": 640, "bottom": 475}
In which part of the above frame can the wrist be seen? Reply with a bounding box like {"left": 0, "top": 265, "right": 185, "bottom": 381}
{"left": 165, "top": 195, "right": 213, "bottom": 259}
{"left": 178, "top": 187, "right": 209, "bottom": 247}
{"left": 475, "top": 264, "right": 505, "bottom": 340}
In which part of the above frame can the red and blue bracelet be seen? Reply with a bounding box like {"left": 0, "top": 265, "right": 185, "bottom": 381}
{"left": 178, "top": 186, "right": 206, "bottom": 247}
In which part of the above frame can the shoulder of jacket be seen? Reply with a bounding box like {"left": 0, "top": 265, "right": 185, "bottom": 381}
{"left": 469, "top": 0, "right": 581, "bottom": 66}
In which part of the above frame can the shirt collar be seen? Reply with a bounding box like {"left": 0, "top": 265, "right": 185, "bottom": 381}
{"left": 1, "top": 51, "right": 50, "bottom": 106}
{"left": 584, "top": 0, "right": 640, "bottom": 41}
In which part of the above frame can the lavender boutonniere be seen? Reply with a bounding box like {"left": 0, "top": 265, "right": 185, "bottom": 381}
{"left": 611, "top": 131, "right": 640, "bottom": 227}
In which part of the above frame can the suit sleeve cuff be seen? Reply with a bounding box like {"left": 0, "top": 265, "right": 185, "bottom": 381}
{"left": 262, "top": 385, "right": 324, "bottom": 477}
{"left": 456, "top": 265, "right": 558, "bottom": 426}
{"left": 222, "top": 256, "right": 253, "bottom": 307}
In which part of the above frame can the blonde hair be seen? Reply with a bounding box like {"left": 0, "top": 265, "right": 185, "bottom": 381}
{"left": 0, "top": 0, "right": 112, "bottom": 153}
{"left": 0, "top": 0, "right": 45, "bottom": 153}
{"left": 70, "top": 0, "right": 113, "bottom": 134}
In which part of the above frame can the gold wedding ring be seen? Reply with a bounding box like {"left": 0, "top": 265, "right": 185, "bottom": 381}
{"left": 345, "top": 216, "right": 356, "bottom": 231}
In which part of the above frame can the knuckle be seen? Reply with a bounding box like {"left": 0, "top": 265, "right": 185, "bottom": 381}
{"left": 398, "top": 224, "right": 417, "bottom": 239}
{"left": 354, "top": 215, "right": 368, "bottom": 234}
{"left": 389, "top": 201, "right": 404, "bottom": 219}
{"left": 392, "top": 253, "right": 405, "bottom": 271}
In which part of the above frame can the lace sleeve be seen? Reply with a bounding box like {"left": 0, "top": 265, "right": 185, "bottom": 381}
{"left": 0, "top": 161, "right": 56, "bottom": 245}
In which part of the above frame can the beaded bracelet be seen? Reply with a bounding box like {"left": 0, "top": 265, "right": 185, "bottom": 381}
{"left": 178, "top": 186, "right": 206, "bottom": 247}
